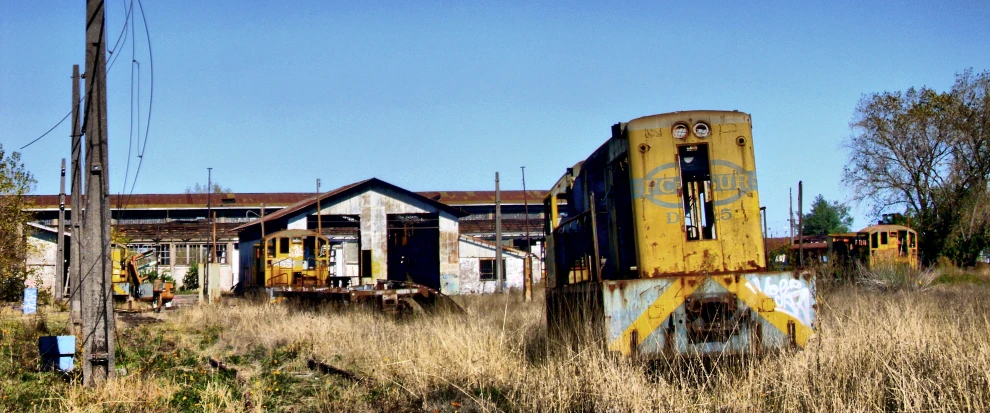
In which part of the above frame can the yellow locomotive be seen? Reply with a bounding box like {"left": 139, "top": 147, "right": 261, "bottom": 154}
{"left": 545, "top": 110, "right": 816, "bottom": 357}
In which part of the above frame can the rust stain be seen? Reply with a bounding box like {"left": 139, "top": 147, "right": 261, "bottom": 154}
{"left": 652, "top": 267, "right": 661, "bottom": 277}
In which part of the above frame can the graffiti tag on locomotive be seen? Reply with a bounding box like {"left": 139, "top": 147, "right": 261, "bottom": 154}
{"left": 545, "top": 110, "right": 816, "bottom": 358}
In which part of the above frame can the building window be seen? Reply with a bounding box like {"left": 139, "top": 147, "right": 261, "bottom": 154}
{"left": 210, "top": 244, "right": 228, "bottom": 264}
{"left": 171, "top": 243, "right": 226, "bottom": 265}
{"left": 479, "top": 258, "right": 506, "bottom": 281}
{"left": 126, "top": 243, "right": 170, "bottom": 266}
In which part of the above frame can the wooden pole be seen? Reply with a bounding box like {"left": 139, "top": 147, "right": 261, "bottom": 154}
{"left": 495, "top": 172, "right": 503, "bottom": 293}
{"left": 798, "top": 181, "right": 804, "bottom": 268}
{"left": 81, "top": 0, "right": 115, "bottom": 386}
{"left": 205, "top": 167, "right": 212, "bottom": 303}
{"left": 69, "top": 64, "right": 83, "bottom": 334}
{"left": 521, "top": 167, "right": 532, "bottom": 301}
{"left": 56, "top": 158, "right": 66, "bottom": 301}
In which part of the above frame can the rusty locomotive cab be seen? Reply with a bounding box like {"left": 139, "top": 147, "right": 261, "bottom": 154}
{"left": 545, "top": 111, "right": 816, "bottom": 358}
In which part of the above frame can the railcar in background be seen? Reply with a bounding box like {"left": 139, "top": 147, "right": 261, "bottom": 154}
{"left": 828, "top": 224, "right": 919, "bottom": 270}
{"left": 252, "top": 229, "right": 458, "bottom": 315}
{"left": 545, "top": 110, "right": 816, "bottom": 357}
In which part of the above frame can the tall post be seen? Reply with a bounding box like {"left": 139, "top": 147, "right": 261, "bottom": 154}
{"left": 495, "top": 172, "right": 503, "bottom": 293}
{"left": 81, "top": 0, "right": 115, "bottom": 386}
{"left": 316, "top": 179, "right": 322, "bottom": 235}
{"left": 69, "top": 64, "right": 83, "bottom": 334}
{"left": 205, "top": 167, "right": 212, "bottom": 303}
{"left": 789, "top": 187, "right": 794, "bottom": 246}
{"left": 798, "top": 181, "right": 804, "bottom": 268}
{"left": 211, "top": 211, "right": 217, "bottom": 302}
{"left": 760, "top": 206, "right": 768, "bottom": 269}
{"left": 521, "top": 166, "right": 532, "bottom": 301}
{"left": 260, "top": 203, "right": 266, "bottom": 287}
{"left": 56, "top": 159, "right": 67, "bottom": 301}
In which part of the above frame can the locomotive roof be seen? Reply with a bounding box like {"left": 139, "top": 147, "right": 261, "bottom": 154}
{"left": 858, "top": 224, "right": 916, "bottom": 234}
{"left": 625, "top": 110, "right": 751, "bottom": 131}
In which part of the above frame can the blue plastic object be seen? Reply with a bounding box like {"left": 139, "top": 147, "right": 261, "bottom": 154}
{"left": 38, "top": 335, "right": 76, "bottom": 372}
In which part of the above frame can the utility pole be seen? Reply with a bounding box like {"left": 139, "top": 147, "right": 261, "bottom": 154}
{"left": 56, "top": 159, "right": 66, "bottom": 302}
{"left": 521, "top": 166, "right": 532, "bottom": 301}
{"left": 69, "top": 64, "right": 83, "bottom": 334}
{"left": 81, "top": 0, "right": 115, "bottom": 386}
{"left": 204, "top": 167, "right": 212, "bottom": 304}
{"left": 760, "top": 206, "right": 768, "bottom": 268}
{"left": 789, "top": 187, "right": 794, "bottom": 247}
{"left": 316, "top": 179, "right": 322, "bottom": 235}
{"left": 495, "top": 172, "right": 503, "bottom": 294}
{"left": 798, "top": 181, "right": 804, "bottom": 268}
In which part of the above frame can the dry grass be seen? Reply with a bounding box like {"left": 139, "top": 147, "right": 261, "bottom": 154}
{"left": 3, "top": 281, "right": 990, "bottom": 412}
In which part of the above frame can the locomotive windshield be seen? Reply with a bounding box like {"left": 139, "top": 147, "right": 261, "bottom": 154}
{"left": 678, "top": 144, "right": 716, "bottom": 241}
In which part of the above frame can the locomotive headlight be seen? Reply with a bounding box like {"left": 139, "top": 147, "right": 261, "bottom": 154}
{"left": 672, "top": 123, "right": 689, "bottom": 139}
{"left": 693, "top": 122, "right": 711, "bottom": 138}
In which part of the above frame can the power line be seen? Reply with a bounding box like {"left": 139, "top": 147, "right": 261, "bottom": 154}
{"left": 19, "top": 2, "right": 134, "bottom": 151}
{"left": 121, "top": 0, "right": 155, "bottom": 208}
{"left": 19, "top": 110, "right": 72, "bottom": 150}
{"left": 119, "top": 0, "right": 137, "bottom": 205}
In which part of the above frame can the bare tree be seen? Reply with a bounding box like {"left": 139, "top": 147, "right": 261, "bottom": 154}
{"left": 843, "top": 69, "right": 990, "bottom": 265}
{"left": 185, "top": 182, "right": 231, "bottom": 194}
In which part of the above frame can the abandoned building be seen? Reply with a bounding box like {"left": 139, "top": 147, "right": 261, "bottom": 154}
{"left": 22, "top": 179, "right": 546, "bottom": 295}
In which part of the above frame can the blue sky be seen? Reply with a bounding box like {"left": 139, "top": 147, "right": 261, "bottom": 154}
{"left": 2, "top": 1, "right": 989, "bottom": 235}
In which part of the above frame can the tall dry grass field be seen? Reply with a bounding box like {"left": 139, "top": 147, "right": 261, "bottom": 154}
{"left": 2, "top": 282, "right": 989, "bottom": 412}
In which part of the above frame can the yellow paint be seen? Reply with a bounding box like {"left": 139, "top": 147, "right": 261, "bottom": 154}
{"left": 625, "top": 111, "right": 764, "bottom": 276}
{"left": 609, "top": 276, "right": 701, "bottom": 354}
{"left": 861, "top": 224, "right": 919, "bottom": 270}
{"left": 111, "top": 246, "right": 127, "bottom": 283}
{"left": 262, "top": 230, "right": 331, "bottom": 287}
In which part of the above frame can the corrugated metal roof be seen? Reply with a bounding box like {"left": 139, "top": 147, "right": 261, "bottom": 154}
{"left": 232, "top": 178, "right": 471, "bottom": 232}
{"left": 21, "top": 189, "right": 548, "bottom": 209}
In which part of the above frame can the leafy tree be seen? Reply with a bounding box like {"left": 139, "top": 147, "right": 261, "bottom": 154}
{"left": 802, "top": 195, "right": 854, "bottom": 236}
{"left": 843, "top": 69, "right": 990, "bottom": 265}
{"left": 0, "top": 145, "right": 36, "bottom": 301}
{"left": 185, "top": 182, "right": 231, "bottom": 194}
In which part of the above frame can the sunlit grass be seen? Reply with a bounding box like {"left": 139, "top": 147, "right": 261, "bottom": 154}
{"left": 1, "top": 277, "right": 989, "bottom": 412}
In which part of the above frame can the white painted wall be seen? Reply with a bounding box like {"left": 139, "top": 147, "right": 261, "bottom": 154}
{"left": 457, "top": 236, "right": 531, "bottom": 294}
{"left": 25, "top": 235, "right": 58, "bottom": 293}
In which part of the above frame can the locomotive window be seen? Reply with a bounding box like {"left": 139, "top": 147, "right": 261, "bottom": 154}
{"left": 909, "top": 232, "right": 916, "bottom": 248}
{"left": 279, "top": 237, "right": 289, "bottom": 254}
{"left": 871, "top": 232, "right": 878, "bottom": 248}
{"left": 678, "top": 144, "right": 716, "bottom": 241}
{"left": 266, "top": 238, "right": 276, "bottom": 258}
{"left": 880, "top": 232, "right": 888, "bottom": 245}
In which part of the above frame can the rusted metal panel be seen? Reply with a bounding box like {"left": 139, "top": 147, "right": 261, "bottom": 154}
{"left": 601, "top": 272, "right": 815, "bottom": 357}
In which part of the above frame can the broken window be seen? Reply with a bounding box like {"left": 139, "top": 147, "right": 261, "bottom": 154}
{"left": 279, "top": 237, "right": 289, "bottom": 254}
{"left": 479, "top": 258, "right": 506, "bottom": 281}
{"left": 678, "top": 144, "right": 716, "bottom": 241}
{"left": 871, "top": 232, "right": 878, "bottom": 248}
{"left": 880, "top": 232, "right": 888, "bottom": 245}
